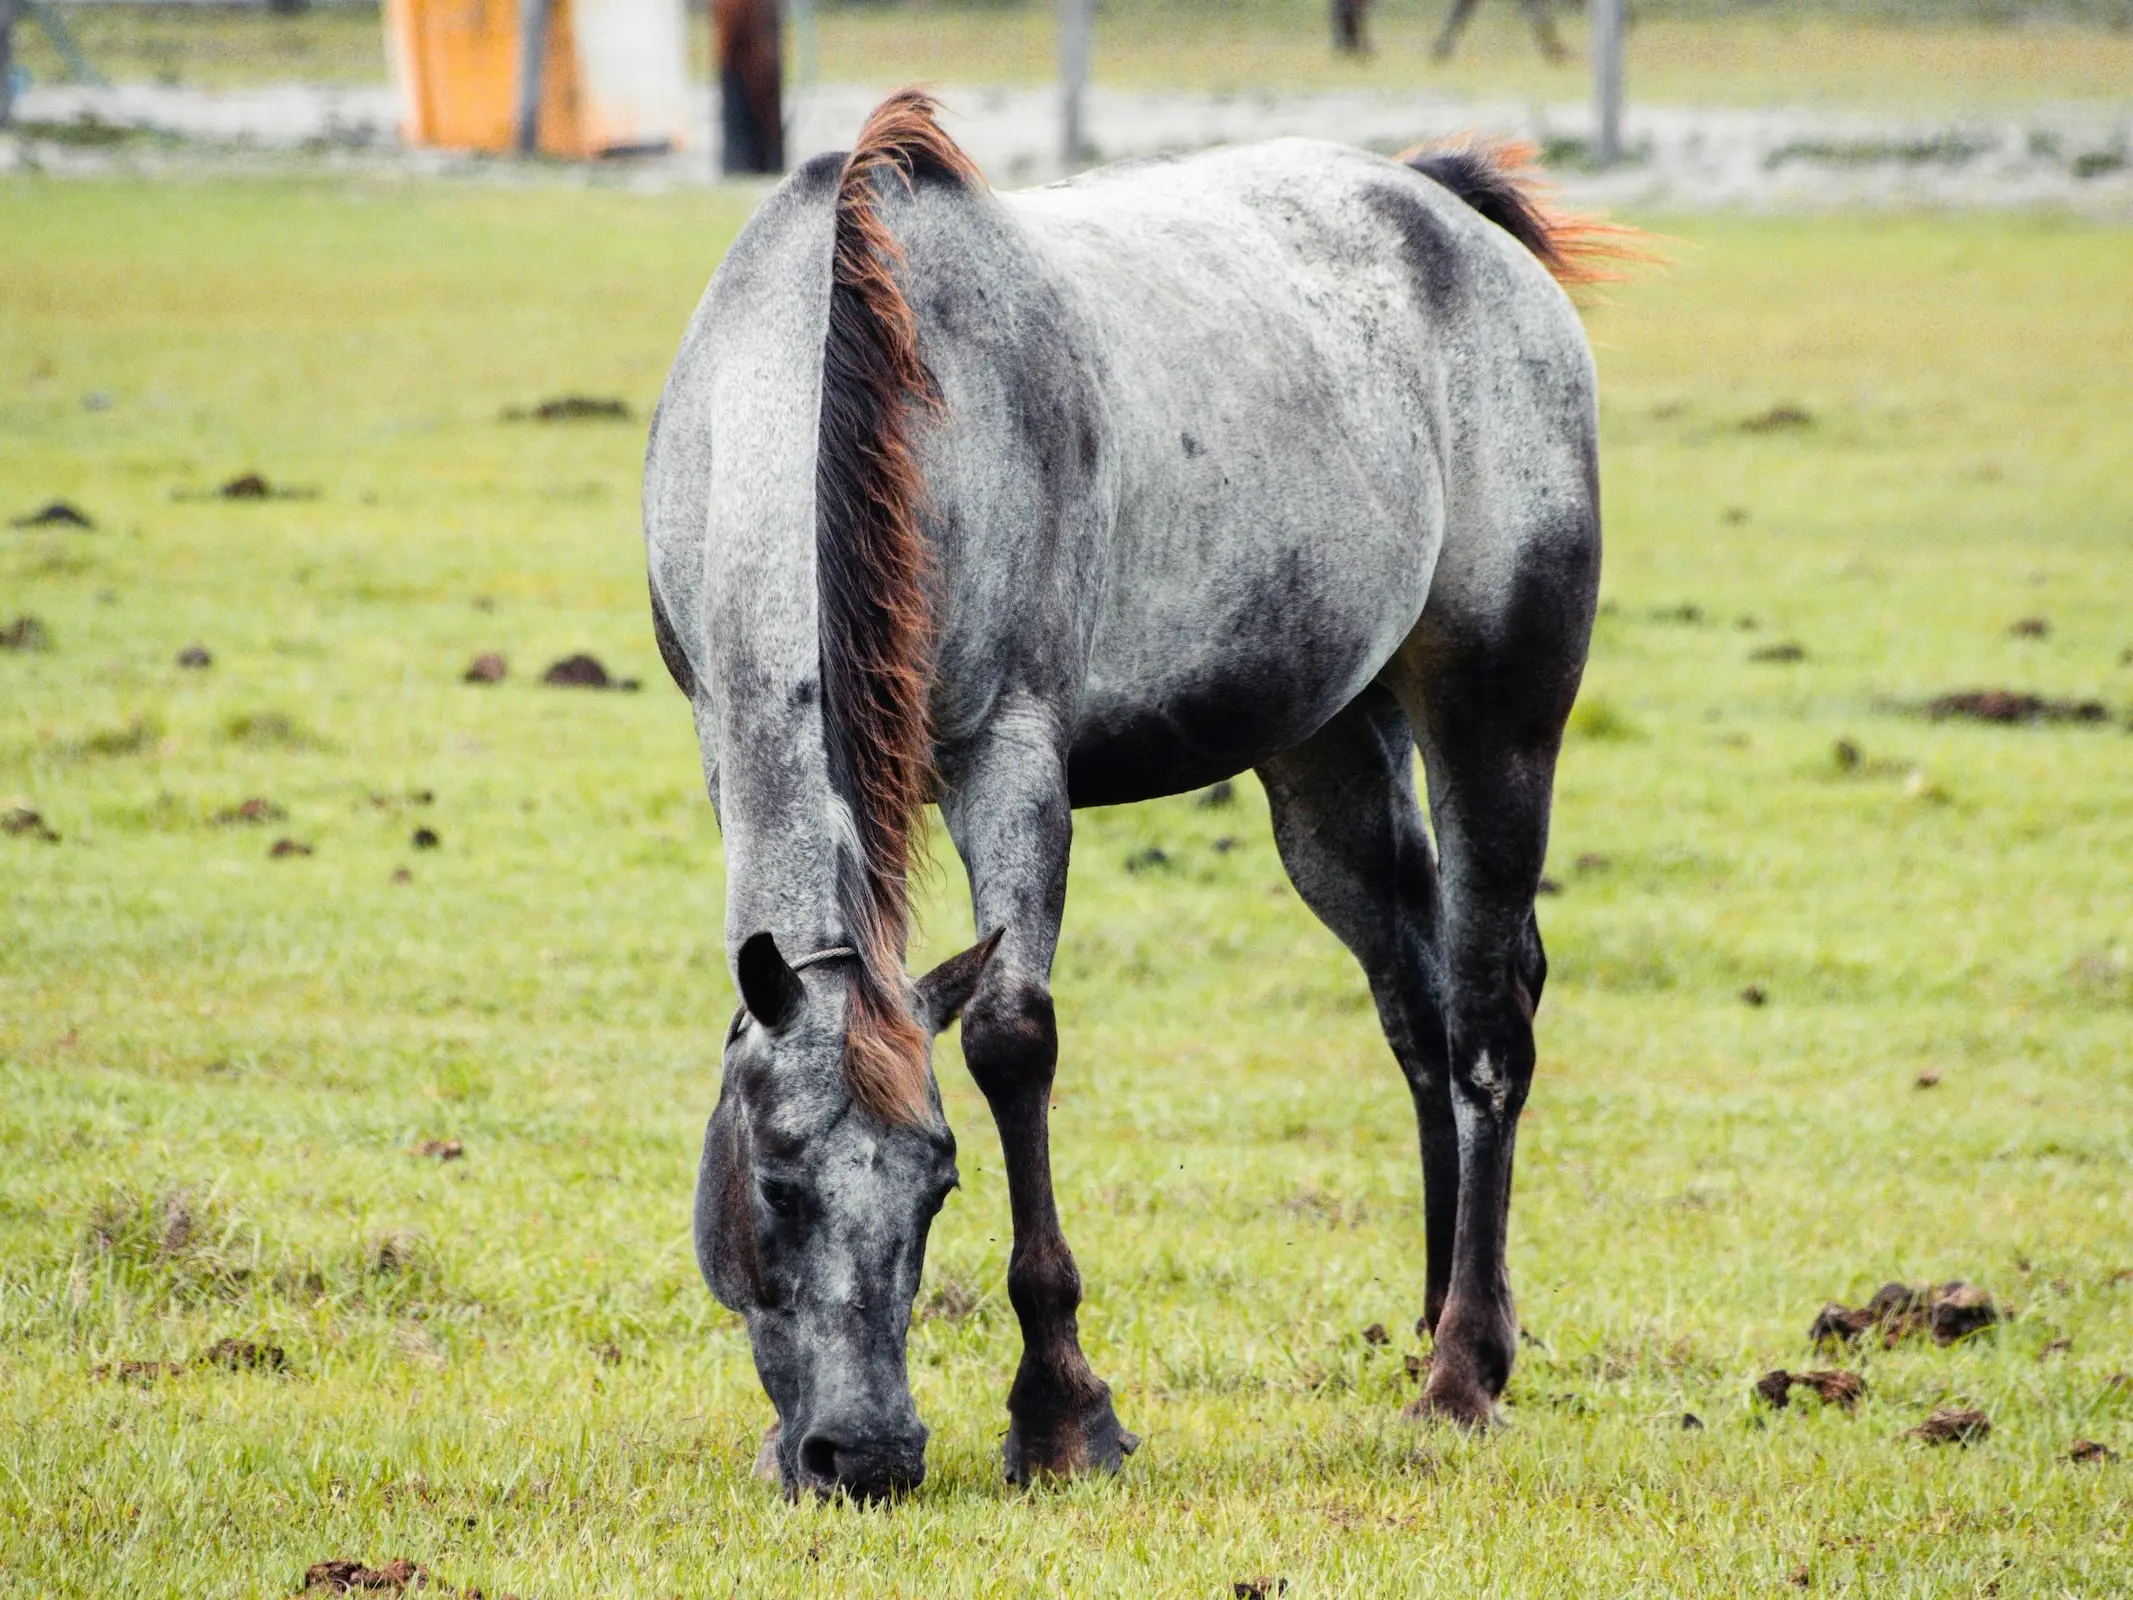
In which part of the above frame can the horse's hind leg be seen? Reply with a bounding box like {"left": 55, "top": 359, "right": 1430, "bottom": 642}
{"left": 1385, "top": 523, "right": 1596, "bottom": 1426}
{"left": 1430, "top": 0, "right": 1483, "bottom": 60}
{"left": 937, "top": 715, "right": 1137, "bottom": 1483}
{"left": 1257, "top": 687, "right": 1461, "bottom": 1333}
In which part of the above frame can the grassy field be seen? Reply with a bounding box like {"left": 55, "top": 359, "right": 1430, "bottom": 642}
{"left": 4, "top": 178, "right": 2132, "bottom": 1596}
{"left": 12, "top": 0, "right": 2133, "bottom": 108}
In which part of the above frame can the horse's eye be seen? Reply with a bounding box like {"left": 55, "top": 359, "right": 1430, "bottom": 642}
{"left": 757, "top": 1177, "right": 803, "bottom": 1218}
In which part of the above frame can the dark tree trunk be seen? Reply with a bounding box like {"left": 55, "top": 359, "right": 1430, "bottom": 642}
{"left": 716, "top": 0, "right": 783, "bottom": 175}
{"left": 1333, "top": 0, "right": 1371, "bottom": 55}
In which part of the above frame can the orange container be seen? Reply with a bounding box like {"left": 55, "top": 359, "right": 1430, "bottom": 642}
{"left": 386, "top": 0, "right": 691, "bottom": 159}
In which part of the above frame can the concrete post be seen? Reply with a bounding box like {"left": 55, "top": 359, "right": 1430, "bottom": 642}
{"left": 1591, "top": 0, "right": 1625, "bottom": 167}
{"left": 0, "top": 0, "right": 18, "bottom": 131}
{"left": 515, "top": 0, "right": 552, "bottom": 155}
{"left": 1058, "top": 0, "right": 1090, "bottom": 169}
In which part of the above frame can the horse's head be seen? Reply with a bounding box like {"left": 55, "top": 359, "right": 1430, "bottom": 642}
{"left": 694, "top": 928, "right": 998, "bottom": 1500}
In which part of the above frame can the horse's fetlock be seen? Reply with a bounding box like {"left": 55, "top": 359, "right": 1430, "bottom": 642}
{"left": 1452, "top": 1042, "right": 1530, "bottom": 1120}
{"left": 1006, "top": 1243, "right": 1082, "bottom": 1324}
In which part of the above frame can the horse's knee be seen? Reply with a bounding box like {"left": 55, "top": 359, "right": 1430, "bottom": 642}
{"left": 961, "top": 976, "right": 1057, "bottom": 1102}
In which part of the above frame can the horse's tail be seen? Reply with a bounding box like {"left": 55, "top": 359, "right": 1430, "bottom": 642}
{"left": 1401, "top": 137, "right": 1654, "bottom": 287}
{"left": 818, "top": 89, "right": 981, "bottom": 1125}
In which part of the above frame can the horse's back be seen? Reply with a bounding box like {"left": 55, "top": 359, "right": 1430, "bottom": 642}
{"left": 928, "top": 141, "right": 1595, "bottom": 802}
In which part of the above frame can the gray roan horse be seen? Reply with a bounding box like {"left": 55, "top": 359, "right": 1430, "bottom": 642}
{"left": 642, "top": 90, "right": 1637, "bottom": 1500}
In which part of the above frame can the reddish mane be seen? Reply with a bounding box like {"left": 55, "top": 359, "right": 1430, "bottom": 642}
{"left": 817, "top": 91, "right": 981, "bottom": 1124}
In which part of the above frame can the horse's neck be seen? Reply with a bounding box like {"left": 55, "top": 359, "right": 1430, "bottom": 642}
{"left": 712, "top": 647, "right": 856, "bottom": 960}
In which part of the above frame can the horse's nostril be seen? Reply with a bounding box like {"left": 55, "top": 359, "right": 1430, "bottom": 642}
{"left": 797, "top": 1433, "right": 842, "bottom": 1485}
{"left": 794, "top": 1429, "right": 925, "bottom": 1500}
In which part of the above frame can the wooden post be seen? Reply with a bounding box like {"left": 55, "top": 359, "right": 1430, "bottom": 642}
{"left": 1591, "top": 0, "right": 1625, "bottom": 167}
{"left": 716, "top": 0, "right": 783, "bottom": 174}
{"left": 0, "top": 0, "right": 16, "bottom": 130}
{"left": 1058, "top": 0, "right": 1090, "bottom": 169}
{"left": 515, "top": 0, "right": 552, "bottom": 155}
{"left": 1332, "top": 0, "right": 1369, "bottom": 57}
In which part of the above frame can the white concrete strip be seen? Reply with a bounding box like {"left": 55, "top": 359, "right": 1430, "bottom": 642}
{"left": 6, "top": 79, "right": 2130, "bottom": 212}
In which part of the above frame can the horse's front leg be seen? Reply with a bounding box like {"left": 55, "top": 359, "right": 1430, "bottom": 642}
{"left": 938, "top": 717, "right": 1138, "bottom": 1483}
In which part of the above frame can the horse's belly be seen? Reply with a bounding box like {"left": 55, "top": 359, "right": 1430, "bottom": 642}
{"left": 1064, "top": 522, "right": 1427, "bottom": 807}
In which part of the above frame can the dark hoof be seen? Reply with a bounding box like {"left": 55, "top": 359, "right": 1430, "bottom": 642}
{"left": 1404, "top": 1380, "right": 1503, "bottom": 1431}
{"left": 1003, "top": 1393, "right": 1139, "bottom": 1484}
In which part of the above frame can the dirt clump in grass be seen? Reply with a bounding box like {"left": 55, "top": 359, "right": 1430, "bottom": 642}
{"left": 1810, "top": 1281, "right": 1998, "bottom": 1348}
{"left": 504, "top": 394, "right": 633, "bottom": 423}
{"left": 2, "top": 615, "right": 53, "bottom": 651}
{"left": 371, "top": 1229, "right": 424, "bottom": 1277}
{"left": 1739, "top": 402, "right": 1813, "bottom": 433}
{"left": 1914, "top": 1070, "right": 1943, "bottom": 1088}
{"left": 223, "top": 710, "right": 327, "bottom": 752}
{"left": 268, "top": 838, "right": 313, "bottom": 858}
{"left": 411, "top": 827, "right": 440, "bottom": 850}
{"left": 1363, "top": 1322, "right": 1390, "bottom": 1346}
{"left": 176, "top": 643, "right": 213, "bottom": 669}
{"left": 1232, "top": 1581, "right": 1288, "bottom": 1599}
{"left": 1923, "top": 689, "right": 2108, "bottom": 725}
{"left": 1750, "top": 641, "right": 1807, "bottom": 663}
{"left": 414, "top": 1138, "right": 463, "bottom": 1161}
{"left": 541, "top": 653, "right": 638, "bottom": 691}
{"left": 89, "top": 1185, "right": 209, "bottom": 1263}
{"left": 72, "top": 715, "right": 163, "bottom": 759}
{"left": 214, "top": 797, "right": 285, "bottom": 826}
{"left": 917, "top": 1273, "right": 985, "bottom": 1324}
{"left": 5, "top": 805, "right": 61, "bottom": 842}
{"left": 92, "top": 1359, "right": 186, "bottom": 1384}
{"left": 1740, "top": 984, "right": 1769, "bottom": 1007}
{"left": 201, "top": 1337, "right": 286, "bottom": 1373}
{"left": 11, "top": 500, "right": 94, "bottom": 528}
{"left": 462, "top": 652, "right": 507, "bottom": 684}
{"left": 1755, "top": 1369, "right": 1864, "bottom": 1411}
{"left": 1905, "top": 1407, "right": 1990, "bottom": 1446}
{"left": 2008, "top": 616, "right": 2050, "bottom": 638}
{"left": 304, "top": 1558, "right": 488, "bottom": 1594}
{"left": 2070, "top": 1439, "right": 2115, "bottom": 1464}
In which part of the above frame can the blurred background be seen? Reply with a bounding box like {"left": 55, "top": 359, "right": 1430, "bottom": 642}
{"left": 3, "top": 0, "right": 2129, "bottom": 202}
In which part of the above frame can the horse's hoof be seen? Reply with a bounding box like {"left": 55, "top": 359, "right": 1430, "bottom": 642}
{"left": 1403, "top": 1382, "right": 1504, "bottom": 1431}
{"left": 1002, "top": 1393, "right": 1139, "bottom": 1484}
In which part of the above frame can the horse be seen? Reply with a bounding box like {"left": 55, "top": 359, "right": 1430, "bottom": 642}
{"left": 643, "top": 89, "right": 1636, "bottom": 1500}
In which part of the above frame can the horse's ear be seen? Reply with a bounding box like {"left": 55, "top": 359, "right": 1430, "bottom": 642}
{"left": 736, "top": 931, "right": 804, "bottom": 1029}
{"left": 913, "top": 929, "right": 1004, "bottom": 1035}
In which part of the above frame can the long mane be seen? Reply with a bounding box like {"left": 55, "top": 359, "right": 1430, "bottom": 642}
{"left": 816, "top": 90, "right": 980, "bottom": 1125}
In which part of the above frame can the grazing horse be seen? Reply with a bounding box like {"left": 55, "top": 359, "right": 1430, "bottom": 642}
{"left": 644, "top": 90, "right": 1634, "bottom": 1500}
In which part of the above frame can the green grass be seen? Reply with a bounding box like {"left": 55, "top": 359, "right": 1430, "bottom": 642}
{"left": 12, "top": 0, "right": 2133, "bottom": 108}
{"left": 5, "top": 180, "right": 2133, "bottom": 1596}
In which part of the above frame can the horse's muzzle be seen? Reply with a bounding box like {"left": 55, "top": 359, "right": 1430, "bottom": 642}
{"left": 792, "top": 1422, "right": 929, "bottom": 1503}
